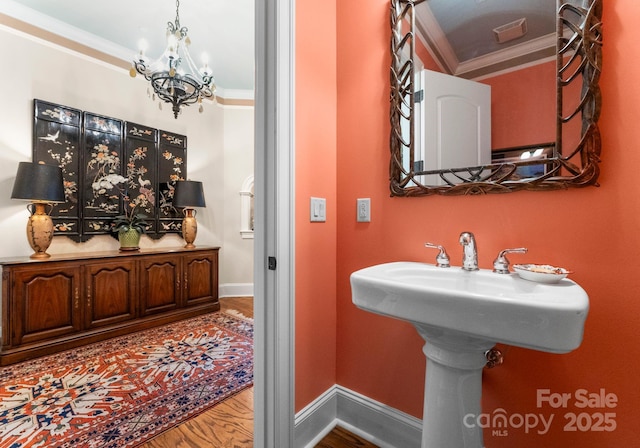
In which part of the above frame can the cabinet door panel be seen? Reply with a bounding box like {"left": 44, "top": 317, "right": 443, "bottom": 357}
{"left": 183, "top": 252, "right": 218, "bottom": 307}
{"left": 140, "top": 256, "right": 181, "bottom": 315}
{"left": 13, "top": 267, "right": 81, "bottom": 345}
{"left": 85, "top": 261, "right": 136, "bottom": 328}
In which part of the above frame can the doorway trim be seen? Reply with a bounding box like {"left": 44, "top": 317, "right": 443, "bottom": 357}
{"left": 253, "top": 0, "right": 296, "bottom": 446}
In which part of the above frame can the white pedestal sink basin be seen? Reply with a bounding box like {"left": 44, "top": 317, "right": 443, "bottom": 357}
{"left": 350, "top": 262, "right": 589, "bottom": 448}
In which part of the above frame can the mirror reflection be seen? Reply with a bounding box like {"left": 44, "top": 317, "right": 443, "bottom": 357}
{"left": 390, "top": 0, "right": 603, "bottom": 195}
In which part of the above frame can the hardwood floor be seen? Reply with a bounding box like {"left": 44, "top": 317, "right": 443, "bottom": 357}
{"left": 315, "top": 427, "right": 379, "bottom": 448}
{"left": 141, "top": 297, "right": 376, "bottom": 448}
{"left": 220, "top": 296, "right": 254, "bottom": 320}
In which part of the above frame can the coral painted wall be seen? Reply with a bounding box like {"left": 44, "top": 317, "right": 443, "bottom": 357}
{"left": 295, "top": 0, "right": 338, "bottom": 411}
{"left": 414, "top": 35, "right": 560, "bottom": 151}
{"left": 326, "top": 0, "right": 640, "bottom": 446}
{"left": 483, "top": 61, "right": 556, "bottom": 149}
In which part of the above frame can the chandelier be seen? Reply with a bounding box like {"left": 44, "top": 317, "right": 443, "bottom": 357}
{"left": 130, "top": 0, "right": 215, "bottom": 118}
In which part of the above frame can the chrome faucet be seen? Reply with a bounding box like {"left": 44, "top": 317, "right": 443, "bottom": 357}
{"left": 459, "top": 231, "right": 479, "bottom": 271}
{"left": 493, "top": 247, "right": 528, "bottom": 274}
{"left": 425, "top": 242, "right": 451, "bottom": 268}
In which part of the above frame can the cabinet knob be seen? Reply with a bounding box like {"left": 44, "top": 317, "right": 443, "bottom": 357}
{"left": 74, "top": 287, "right": 79, "bottom": 310}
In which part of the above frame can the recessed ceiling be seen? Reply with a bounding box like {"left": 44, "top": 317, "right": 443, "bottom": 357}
{"left": 415, "top": 0, "right": 556, "bottom": 78}
{"left": 0, "top": 0, "right": 254, "bottom": 96}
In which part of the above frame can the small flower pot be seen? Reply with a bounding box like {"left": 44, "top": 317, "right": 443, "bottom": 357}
{"left": 118, "top": 228, "right": 141, "bottom": 251}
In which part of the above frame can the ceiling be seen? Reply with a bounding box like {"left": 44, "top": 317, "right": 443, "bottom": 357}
{"left": 415, "top": 0, "right": 557, "bottom": 78}
{"left": 0, "top": 0, "right": 255, "bottom": 97}
{"left": 1, "top": 0, "right": 557, "bottom": 93}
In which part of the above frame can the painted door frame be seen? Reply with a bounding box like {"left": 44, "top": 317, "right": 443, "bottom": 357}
{"left": 253, "top": 0, "right": 296, "bottom": 446}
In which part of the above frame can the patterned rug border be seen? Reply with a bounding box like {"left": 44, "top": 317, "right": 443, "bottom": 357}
{"left": 0, "top": 310, "right": 254, "bottom": 448}
{"left": 0, "top": 311, "right": 253, "bottom": 379}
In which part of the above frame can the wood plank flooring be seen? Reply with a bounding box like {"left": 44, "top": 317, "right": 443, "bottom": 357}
{"left": 315, "top": 427, "right": 379, "bottom": 448}
{"left": 141, "top": 297, "right": 376, "bottom": 448}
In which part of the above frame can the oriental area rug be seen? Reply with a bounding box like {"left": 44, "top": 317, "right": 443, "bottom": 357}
{"left": 0, "top": 310, "right": 253, "bottom": 448}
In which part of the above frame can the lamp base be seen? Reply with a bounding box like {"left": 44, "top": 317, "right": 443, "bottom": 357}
{"left": 30, "top": 252, "right": 52, "bottom": 260}
{"left": 182, "top": 209, "right": 198, "bottom": 249}
{"left": 26, "top": 203, "right": 54, "bottom": 259}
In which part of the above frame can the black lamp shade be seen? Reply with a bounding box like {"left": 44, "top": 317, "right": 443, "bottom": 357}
{"left": 173, "top": 180, "right": 206, "bottom": 208}
{"left": 11, "top": 162, "right": 65, "bottom": 203}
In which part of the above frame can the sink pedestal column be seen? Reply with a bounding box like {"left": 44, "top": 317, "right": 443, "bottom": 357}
{"left": 416, "top": 325, "right": 495, "bottom": 448}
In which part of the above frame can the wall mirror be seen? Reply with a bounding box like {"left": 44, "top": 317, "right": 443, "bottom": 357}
{"left": 390, "top": 0, "right": 603, "bottom": 196}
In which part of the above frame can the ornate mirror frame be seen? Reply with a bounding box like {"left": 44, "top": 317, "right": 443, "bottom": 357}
{"left": 390, "top": 0, "right": 603, "bottom": 196}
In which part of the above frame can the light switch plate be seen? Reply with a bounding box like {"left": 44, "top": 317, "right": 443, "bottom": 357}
{"left": 310, "top": 197, "right": 326, "bottom": 222}
{"left": 357, "top": 198, "right": 371, "bottom": 222}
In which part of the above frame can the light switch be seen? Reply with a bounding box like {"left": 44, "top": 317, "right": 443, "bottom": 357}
{"left": 357, "top": 198, "right": 371, "bottom": 222}
{"left": 310, "top": 197, "right": 326, "bottom": 222}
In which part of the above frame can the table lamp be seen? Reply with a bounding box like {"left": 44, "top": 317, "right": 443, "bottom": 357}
{"left": 11, "top": 162, "right": 65, "bottom": 259}
{"left": 172, "top": 180, "right": 206, "bottom": 248}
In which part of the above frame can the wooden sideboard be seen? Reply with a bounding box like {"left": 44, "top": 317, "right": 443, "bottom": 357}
{"left": 0, "top": 247, "right": 219, "bottom": 365}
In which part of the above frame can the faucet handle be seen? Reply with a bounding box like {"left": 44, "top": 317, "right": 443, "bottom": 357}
{"left": 493, "top": 248, "right": 528, "bottom": 274}
{"left": 425, "top": 243, "right": 451, "bottom": 268}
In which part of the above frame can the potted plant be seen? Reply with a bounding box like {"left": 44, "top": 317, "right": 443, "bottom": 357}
{"left": 112, "top": 202, "right": 150, "bottom": 251}
{"left": 91, "top": 173, "right": 154, "bottom": 251}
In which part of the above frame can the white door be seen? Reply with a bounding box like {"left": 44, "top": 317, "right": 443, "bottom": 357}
{"left": 419, "top": 69, "right": 491, "bottom": 185}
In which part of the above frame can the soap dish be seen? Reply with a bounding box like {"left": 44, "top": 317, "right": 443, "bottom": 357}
{"left": 513, "top": 264, "right": 572, "bottom": 283}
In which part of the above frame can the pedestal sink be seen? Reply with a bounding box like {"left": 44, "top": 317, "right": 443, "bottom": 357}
{"left": 350, "top": 262, "right": 589, "bottom": 448}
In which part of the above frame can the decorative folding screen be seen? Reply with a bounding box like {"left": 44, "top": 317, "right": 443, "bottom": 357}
{"left": 32, "top": 99, "right": 187, "bottom": 241}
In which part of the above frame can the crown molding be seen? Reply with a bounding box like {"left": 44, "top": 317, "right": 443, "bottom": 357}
{"left": 0, "top": 1, "right": 255, "bottom": 102}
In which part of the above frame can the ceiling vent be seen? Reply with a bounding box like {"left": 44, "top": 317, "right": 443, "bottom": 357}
{"left": 493, "top": 18, "right": 528, "bottom": 44}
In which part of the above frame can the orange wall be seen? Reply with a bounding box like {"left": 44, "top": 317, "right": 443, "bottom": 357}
{"left": 483, "top": 61, "right": 556, "bottom": 149}
{"left": 415, "top": 39, "right": 558, "bottom": 150}
{"left": 328, "top": 0, "right": 640, "bottom": 447}
{"left": 484, "top": 60, "right": 583, "bottom": 151}
{"left": 295, "top": 0, "right": 338, "bottom": 411}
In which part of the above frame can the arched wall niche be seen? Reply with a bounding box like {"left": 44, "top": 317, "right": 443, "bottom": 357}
{"left": 240, "top": 174, "right": 254, "bottom": 239}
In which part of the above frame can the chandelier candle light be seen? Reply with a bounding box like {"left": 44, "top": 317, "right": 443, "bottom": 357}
{"left": 130, "top": 0, "right": 215, "bottom": 118}
{"left": 11, "top": 162, "right": 65, "bottom": 259}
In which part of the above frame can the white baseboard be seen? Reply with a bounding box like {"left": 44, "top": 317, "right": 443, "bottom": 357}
{"left": 219, "top": 283, "right": 254, "bottom": 298}
{"left": 294, "top": 387, "right": 338, "bottom": 447}
{"left": 294, "top": 385, "right": 422, "bottom": 448}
